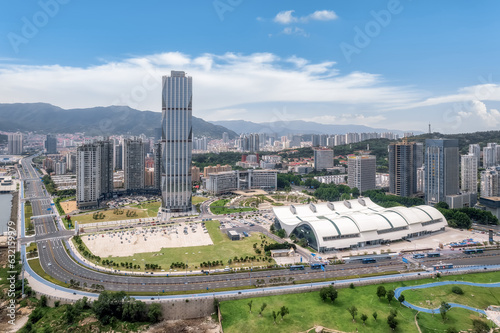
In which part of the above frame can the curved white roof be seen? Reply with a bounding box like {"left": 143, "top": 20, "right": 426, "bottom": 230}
{"left": 273, "top": 198, "right": 447, "bottom": 251}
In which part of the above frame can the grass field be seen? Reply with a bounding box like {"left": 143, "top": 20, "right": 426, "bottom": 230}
{"left": 192, "top": 196, "right": 209, "bottom": 205}
{"left": 131, "top": 201, "right": 161, "bottom": 217}
{"left": 96, "top": 221, "right": 275, "bottom": 270}
{"left": 220, "top": 271, "right": 500, "bottom": 333}
{"left": 73, "top": 208, "right": 149, "bottom": 224}
{"left": 403, "top": 284, "right": 500, "bottom": 310}
{"left": 210, "top": 199, "right": 257, "bottom": 215}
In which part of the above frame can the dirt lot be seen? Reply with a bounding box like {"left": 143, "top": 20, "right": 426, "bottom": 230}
{"left": 146, "top": 316, "right": 221, "bottom": 333}
{"left": 60, "top": 200, "right": 77, "bottom": 214}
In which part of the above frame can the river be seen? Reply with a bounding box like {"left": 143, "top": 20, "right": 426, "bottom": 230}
{"left": 0, "top": 193, "right": 12, "bottom": 234}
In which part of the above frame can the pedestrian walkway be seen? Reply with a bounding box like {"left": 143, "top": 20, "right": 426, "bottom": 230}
{"left": 394, "top": 280, "right": 500, "bottom": 316}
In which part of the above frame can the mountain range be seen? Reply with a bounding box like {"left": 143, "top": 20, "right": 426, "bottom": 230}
{"left": 0, "top": 103, "right": 419, "bottom": 139}
{"left": 211, "top": 120, "right": 421, "bottom": 137}
{"left": 0, "top": 103, "right": 238, "bottom": 139}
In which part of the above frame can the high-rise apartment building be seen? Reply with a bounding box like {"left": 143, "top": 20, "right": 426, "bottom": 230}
{"left": 314, "top": 148, "right": 334, "bottom": 171}
{"left": 388, "top": 141, "right": 418, "bottom": 197}
{"left": 55, "top": 162, "right": 66, "bottom": 175}
{"left": 161, "top": 71, "right": 193, "bottom": 212}
{"left": 469, "top": 144, "right": 481, "bottom": 165}
{"left": 347, "top": 155, "right": 376, "bottom": 192}
{"left": 153, "top": 142, "right": 161, "bottom": 191}
{"left": 480, "top": 167, "right": 500, "bottom": 197}
{"left": 222, "top": 132, "right": 229, "bottom": 143}
{"left": 461, "top": 154, "right": 478, "bottom": 193}
{"left": 45, "top": 134, "right": 57, "bottom": 154}
{"left": 424, "top": 139, "right": 459, "bottom": 205}
{"left": 76, "top": 140, "right": 113, "bottom": 208}
{"left": 123, "top": 138, "right": 145, "bottom": 191}
{"left": 8, "top": 133, "right": 23, "bottom": 155}
{"left": 483, "top": 143, "right": 497, "bottom": 168}
{"left": 113, "top": 141, "right": 123, "bottom": 170}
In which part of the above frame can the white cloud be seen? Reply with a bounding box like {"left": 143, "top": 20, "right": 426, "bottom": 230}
{"left": 308, "top": 10, "right": 338, "bottom": 21}
{"left": 470, "top": 100, "right": 500, "bottom": 127}
{"left": 281, "top": 27, "right": 309, "bottom": 37}
{"left": 274, "top": 10, "right": 296, "bottom": 24}
{"left": 273, "top": 9, "right": 338, "bottom": 24}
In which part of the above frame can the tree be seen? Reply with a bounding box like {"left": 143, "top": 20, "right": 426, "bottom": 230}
{"left": 387, "top": 290, "right": 395, "bottom": 304}
{"left": 279, "top": 306, "right": 289, "bottom": 321}
{"left": 259, "top": 303, "right": 267, "bottom": 317}
{"left": 372, "top": 311, "right": 378, "bottom": 321}
{"left": 272, "top": 311, "right": 277, "bottom": 324}
{"left": 64, "top": 304, "right": 77, "bottom": 324}
{"left": 387, "top": 314, "right": 398, "bottom": 330}
{"left": 39, "top": 295, "right": 47, "bottom": 307}
{"left": 439, "top": 301, "right": 451, "bottom": 322}
{"left": 376, "top": 285, "right": 386, "bottom": 299}
{"left": 360, "top": 313, "right": 368, "bottom": 325}
{"left": 248, "top": 300, "right": 253, "bottom": 313}
{"left": 148, "top": 303, "right": 162, "bottom": 323}
{"left": 319, "top": 287, "right": 329, "bottom": 302}
{"left": 327, "top": 286, "right": 338, "bottom": 303}
{"left": 436, "top": 202, "right": 449, "bottom": 209}
{"left": 398, "top": 294, "right": 405, "bottom": 306}
{"left": 452, "top": 286, "right": 463, "bottom": 294}
{"left": 347, "top": 305, "right": 357, "bottom": 322}
{"left": 472, "top": 319, "right": 490, "bottom": 333}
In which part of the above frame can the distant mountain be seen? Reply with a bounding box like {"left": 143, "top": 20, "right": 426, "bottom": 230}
{"left": 211, "top": 119, "right": 421, "bottom": 137}
{"left": 0, "top": 103, "right": 238, "bottom": 139}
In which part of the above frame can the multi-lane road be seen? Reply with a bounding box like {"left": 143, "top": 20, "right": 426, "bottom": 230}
{"left": 18, "top": 156, "right": 500, "bottom": 295}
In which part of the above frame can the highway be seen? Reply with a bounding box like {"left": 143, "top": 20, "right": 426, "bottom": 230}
{"left": 18, "top": 155, "right": 500, "bottom": 295}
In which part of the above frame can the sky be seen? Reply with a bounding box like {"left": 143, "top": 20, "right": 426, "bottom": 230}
{"left": 1, "top": 1, "right": 500, "bottom": 133}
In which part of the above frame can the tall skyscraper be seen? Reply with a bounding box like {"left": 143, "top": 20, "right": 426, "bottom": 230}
{"left": 388, "top": 141, "right": 418, "bottom": 197}
{"left": 8, "top": 133, "right": 23, "bottom": 155}
{"left": 123, "top": 138, "right": 145, "bottom": 191}
{"left": 314, "top": 148, "right": 334, "bottom": 171}
{"left": 45, "top": 134, "right": 57, "bottom": 154}
{"left": 76, "top": 140, "right": 113, "bottom": 208}
{"left": 161, "top": 71, "right": 193, "bottom": 213}
{"left": 113, "top": 141, "right": 123, "bottom": 170}
{"left": 424, "top": 139, "right": 459, "bottom": 205}
{"left": 222, "top": 132, "right": 229, "bottom": 143}
{"left": 153, "top": 142, "right": 162, "bottom": 191}
{"left": 347, "top": 155, "right": 376, "bottom": 192}
{"left": 461, "top": 154, "right": 478, "bottom": 193}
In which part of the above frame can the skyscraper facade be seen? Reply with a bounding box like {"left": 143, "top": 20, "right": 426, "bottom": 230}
{"left": 45, "top": 134, "right": 57, "bottom": 154}
{"left": 76, "top": 140, "right": 113, "bottom": 208}
{"left": 483, "top": 144, "right": 497, "bottom": 168}
{"left": 347, "top": 155, "right": 376, "bottom": 192}
{"left": 8, "top": 133, "right": 23, "bottom": 155}
{"left": 161, "top": 71, "right": 193, "bottom": 212}
{"left": 461, "top": 154, "right": 478, "bottom": 193}
{"left": 424, "top": 139, "right": 459, "bottom": 205}
{"left": 388, "top": 141, "right": 418, "bottom": 197}
{"left": 314, "top": 148, "right": 334, "bottom": 171}
{"left": 480, "top": 167, "right": 500, "bottom": 197}
{"left": 469, "top": 144, "right": 481, "bottom": 165}
{"left": 123, "top": 138, "right": 145, "bottom": 191}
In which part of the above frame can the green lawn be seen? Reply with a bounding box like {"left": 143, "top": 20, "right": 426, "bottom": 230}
{"left": 84, "top": 221, "right": 276, "bottom": 271}
{"left": 403, "top": 284, "right": 500, "bottom": 310}
{"left": 73, "top": 208, "right": 150, "bottom": 224}
{"left": 220, "top": 271, "right": 500, "bottom": 333}
{"left": 192, "top": 196, "right": 209, "bottom": 205}
{"left": 210, "top": 199, "right": 256, "bottom": 215}
{"left": 131, "top": 201, "right": 161, "bottom": 217}
{"left": 417, "top": 307, "right": 490, "bottom": 333}
{"left": 24, "top": 201, "right": 34, "bottom": 235}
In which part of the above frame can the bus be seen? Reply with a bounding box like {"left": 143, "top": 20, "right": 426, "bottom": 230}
{"left": 433, "top": 264, "right": 453, "bottom": 271}
{"left": 413, "top": 254, "right": 425, "bottom": 259}
{"left": 362, "top": 258, "right": 377, "bottom": 264}
{"left": 463, "top": 249, "right": 484, "bottom": 254}
{"left": 310, "top": 263, "right": 325, "bottom": 270}
{"left": 427, "top": 252, "right": 441, "bottom": 258}
{"left": 290, "top": 265, "right": 305, "bottom": 271}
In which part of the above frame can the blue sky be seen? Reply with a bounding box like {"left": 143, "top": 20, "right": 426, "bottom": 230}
{"left": 1, "top": 1, "right": 500, "bottom": 133}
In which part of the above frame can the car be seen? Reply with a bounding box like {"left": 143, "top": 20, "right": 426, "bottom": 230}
{"left": 48, "top": 262, "right": 51, "bottom": 266}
